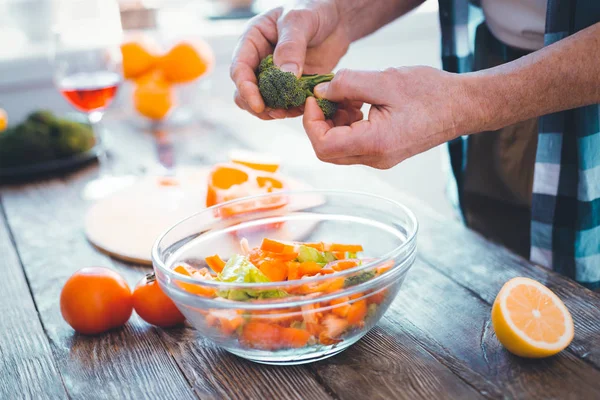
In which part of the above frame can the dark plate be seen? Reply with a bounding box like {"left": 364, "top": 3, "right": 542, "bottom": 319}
{"left": 0, "top": 144, "right": 102, "bottom": 179}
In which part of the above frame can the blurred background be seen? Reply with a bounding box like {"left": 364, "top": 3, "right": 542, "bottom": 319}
{"left": 0, "top": 0, "right": 454, "bottom": 216}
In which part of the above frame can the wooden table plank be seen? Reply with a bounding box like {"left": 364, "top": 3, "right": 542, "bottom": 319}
{"left": 388, "top": 261, "right": 600, "bottom": 399}
{"left": 0, "top": 180, "right": 197, "bottom": 400}
{"left": 414, "top": 216, "right": 600, "bottom": 370}
{"left": 0, "top": 203, "right": 68, "bottom": 400}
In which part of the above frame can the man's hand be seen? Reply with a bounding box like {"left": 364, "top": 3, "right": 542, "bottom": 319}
{"left": 304, "top": 67, "right": 466, "bottom": 169}
{"left": 230, "top": 1, "right": 350, "bottom": 120}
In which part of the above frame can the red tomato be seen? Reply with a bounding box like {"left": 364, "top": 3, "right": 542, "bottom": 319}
{"left": 133, "top": 274, "right": 185, "bottom": 327}
{"left": 60, "top": 267, "right": 133, "bottom": 335}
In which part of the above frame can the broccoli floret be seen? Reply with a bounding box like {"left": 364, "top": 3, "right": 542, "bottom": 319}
{"left": 0, "top": 122, "right": 55, "bottom": 167}
{"left": 343, "top": 270, "right": 376, "bottom": 288}
{"left": 257, "top": 55, "right": 338, "bottom": 118}
{"left": 51, "top": 119, "right": 95, "bottom": 158}
{"left": 0, "top": 110, "right": 95, "bottom": 168}
{"left": 316, "top": 98, "right": 338, "bottom": 119}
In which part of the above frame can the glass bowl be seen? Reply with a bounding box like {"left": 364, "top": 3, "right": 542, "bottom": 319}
{"left": 152, "top": 190, "right": 418, "bottom": 365}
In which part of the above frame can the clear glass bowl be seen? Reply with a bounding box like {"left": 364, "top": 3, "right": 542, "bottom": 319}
{"left": 152, "top": 190, "right": 418, "bottom": 365}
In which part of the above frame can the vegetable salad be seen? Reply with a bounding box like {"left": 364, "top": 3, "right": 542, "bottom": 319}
{"left": 172, "top": 238, "right": 393, "bottom": 351}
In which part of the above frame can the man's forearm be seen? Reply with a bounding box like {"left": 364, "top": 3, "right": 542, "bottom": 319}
{"left": 340, "top": 0, "right": 425, "bottom": 42}
{"left": 458, "top": 22, "right": 600, "bottom": 136}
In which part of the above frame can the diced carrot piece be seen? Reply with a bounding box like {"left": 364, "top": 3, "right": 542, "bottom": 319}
{"left": 280, "top": 327, "right": 311, "bottom": 348}
{"left": 205, "top": 254, "right": 226, "bottom": 273}
{"left": 325, "top": 277, "right": 345, "bottom": 293}
{"left": 301, "top": 303, "right": 320, "bottom": 324}
{"left": 287, "top": 261, "right": 300, "bottom": 281}
{"left": 306, "top": 322, "right": 323, "bottom": 337}
{"left": 299, "top": 261, "right": 322, "bottom": 277}
{"left": 324, "top": 243, "right": 364, "bottom": 253}
{"left": 208, "top": 309, "right": 244, "bottom": 335}
{"left": 300, "top": 242, "right": 325, "bottom": 251}
{"left": 347, "top": 300, "right": 368, "bottom": 325}
{"left": 376, "top": 260, "right": 394, "bottom": 275}
{"left": 349, "top": 292, "right": 364, "bottom": 300}
{"left": 240, "top": 322, "right": 282, "bottom": 350}
{"left": 173, "top": 265, "right": 216, "bottom": 297}
{"left": 330, "top": 260, "right": 360, "bottom": 272}
{"left": 319, "top": 332, "right": 343, "bottom": 345}
{"left": 368, "top": 289, "right": 387, "bottom": 305}
{"left": 261, "top": 238, "right": 296, "bottom": 254}
{"left": 173, "top": 264, "right": 192, "bottom": 276}
{"left": 332, "top": 251, "right": 346, "bottom": 259}
{"left": 258, "top": 259, "right": 288, "bottom": 282}
{"left": 330, "top": 296, "right": 351, "bottom": 318}
{"left": 321, "top": 314, "right": 348, "bottom": 340}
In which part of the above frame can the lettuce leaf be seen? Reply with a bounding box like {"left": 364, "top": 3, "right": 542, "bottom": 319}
{"left": 216, "top": 254, "right": 288, "bottom": 300}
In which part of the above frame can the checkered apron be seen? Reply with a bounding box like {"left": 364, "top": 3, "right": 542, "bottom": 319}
{"left": 438, "top": 0, "right": 600, "bottom": 289}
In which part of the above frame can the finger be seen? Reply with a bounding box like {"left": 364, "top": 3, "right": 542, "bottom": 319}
{"left": 235, "top": 92, "right": 273, "bottom": 121}
{"left": 274, "top": 9, "right": 317, "bottom": 76}
{"left": 332, "top": 109, "right": 349, "bottom": 126}
{"left": 314, "top": 69, "right": 391, "bottom": 105}
{"left": 268, "top": 109, "right": 287, "bottom": 119}
{"left": 303, "top": 97, "right": 373, "bottom": 160}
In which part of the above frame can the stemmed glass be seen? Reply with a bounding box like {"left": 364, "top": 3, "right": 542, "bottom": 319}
{"left": 50, "top": 0, "right": 136, "bottom": 200}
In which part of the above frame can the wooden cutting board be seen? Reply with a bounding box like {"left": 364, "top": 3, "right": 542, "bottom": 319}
{"left": 84, "top": 166, "right": 320, "bottom": 265}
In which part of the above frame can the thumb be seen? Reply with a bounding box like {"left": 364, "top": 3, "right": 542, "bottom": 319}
{"left": 314, "top": 69, "right": 390, "bottom": 105}
{"left": 273, "top": 10, "right": 316, "bottom": 76}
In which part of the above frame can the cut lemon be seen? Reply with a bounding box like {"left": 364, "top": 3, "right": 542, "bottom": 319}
{"left": 492, "top": 277, "right": 574, "bottom": 358}
{"left": 229, "top": 149, "right": 280, "bottom": 173}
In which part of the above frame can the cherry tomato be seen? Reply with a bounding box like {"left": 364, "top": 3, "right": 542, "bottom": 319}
{"left": 133, "top": 273, "right": 185, "bottom": 327}
{"left": 60, "top": 267, "right": 133, "bottom": 335}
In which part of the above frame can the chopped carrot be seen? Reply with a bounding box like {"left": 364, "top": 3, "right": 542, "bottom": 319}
{"left": 325, "top": 277, "right": 345, "bottom": 293}
{"left": 376, "top": 260, "right": 394, "bottom": 275}
{"left": 205, "top": 254, "right": 226, "bottom": 273}
{"left": 368, "top": 289, "right": 387, "bottom": 305}
{"left": 330, "top": 296, "right": 351, "bottom": 318}
{"left": 301, "top": 303, "right": 320, "bottom": 324}
{"left": 260, "top": 238, "right": 296, "bottom": 254}
{"left": 173, "top": 265, "right": 215, "bottom": 297}
{"left": 321, "top": 314, "right": 348, "bottom": 340}
{"left": 299, "top": 242, "right": 325, "bottom": 251}
{"left": 287, "top": 261, "right": 300, "bottom": 281}
{"left": 332, "top": 251, "right": 346, "bottom": 259}
{"left": 298, "top": 261, "right": 322, "bottom": 277}
{"left": 319, "top": 332, "right": 343, "bottom": 345}
{"left": 324, "top": 243, "right": 364, "bottom": 253}
{"left": 347, "top": 300, "right": 368, "bottom": 325}
{"left": 349, "top": 292, "right": 364, "bottom": 300}
{"left": 306, "top": 322, "right": 324, "bottom": 337}
{"left": 240, "top": 322, "right": 282, "bottom": 350}
{"left": 207, "top": 309, "right": 244, "bottom": 335}
{"left": 257, "top": 259, "right": 288, "bottom": 282}
{"left": 173, "top": 264, "right": 192, "bottom": 276}
{"left": 280, "top": 327, "right": 311, "bottom": 348}
{"left": 330, "top": 260, "right": 360, "bottom": 272}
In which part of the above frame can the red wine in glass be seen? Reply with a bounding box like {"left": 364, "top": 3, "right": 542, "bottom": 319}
{"left": 58, "top": 71, "right": 120, "bottom": 113}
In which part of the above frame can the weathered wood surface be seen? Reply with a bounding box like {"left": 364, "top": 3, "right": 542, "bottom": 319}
{"left": 1, "top": 101, "right": 600, "bottom": 400}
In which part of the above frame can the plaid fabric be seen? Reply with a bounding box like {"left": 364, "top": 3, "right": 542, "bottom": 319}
{"left": 438, "top": 0, "right": 600, "bottom": 289}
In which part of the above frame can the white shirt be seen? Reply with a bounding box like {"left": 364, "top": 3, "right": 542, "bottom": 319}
{"left": 481, "top": 0, "right": 548, "bottom": 50}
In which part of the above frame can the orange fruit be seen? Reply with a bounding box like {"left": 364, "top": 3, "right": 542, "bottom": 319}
{"left": 121, "top": 37, "right": 160, "bottom": 80}
{"left": 229, "top": 149, "right": 280, "bottom": 173}
{"left": 159, "top": 39, "right": 215, "bottom": 84}
{"left": 133, "top": 72, "right": 175, "bottom": 120}
{"left": 491, "top": 277, "right": 574, "bottom": 358}
{"left": 0, "top": 108, "right": 7, "bottom": 132}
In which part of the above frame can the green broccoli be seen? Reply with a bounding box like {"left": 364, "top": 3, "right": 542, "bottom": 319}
{"left": 257, "top": 55, "right": 338, "bottom": 119}
{"left": 343, "top": 270, "right": 376, "bottom": 288}
{"left": 0, "top": 110, "right": 95, "bottom": 168}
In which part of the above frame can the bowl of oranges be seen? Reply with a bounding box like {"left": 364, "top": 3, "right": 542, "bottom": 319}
{"left": 120, "top": 35, "right": 215, "bottom": 124}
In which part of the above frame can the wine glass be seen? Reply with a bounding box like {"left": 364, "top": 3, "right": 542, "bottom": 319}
{"left": 50, "top": 0, "right": 136, "bottom": 200}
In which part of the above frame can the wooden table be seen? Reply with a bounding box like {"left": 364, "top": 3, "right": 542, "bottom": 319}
{"left": 1, "top": 101, "right": 599, "bottom": 400}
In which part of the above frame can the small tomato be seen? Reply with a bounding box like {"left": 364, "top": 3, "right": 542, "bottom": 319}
{"left": 133, "top": 273, "right": 185, "bottom": 327}
{"left": 60, "top": 267, "right": 133, "bottom": 335}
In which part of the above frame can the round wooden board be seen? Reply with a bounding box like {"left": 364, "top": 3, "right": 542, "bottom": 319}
{"left": 84, "top": 166, "right": 320, "bottom": 265}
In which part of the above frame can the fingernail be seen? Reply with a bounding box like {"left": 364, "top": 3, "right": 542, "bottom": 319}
{"left": 314, "top": 82, "right": 329, "bottom": 98}
{"left": 280, "top": 63, "right": 299, "bottom": 76}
